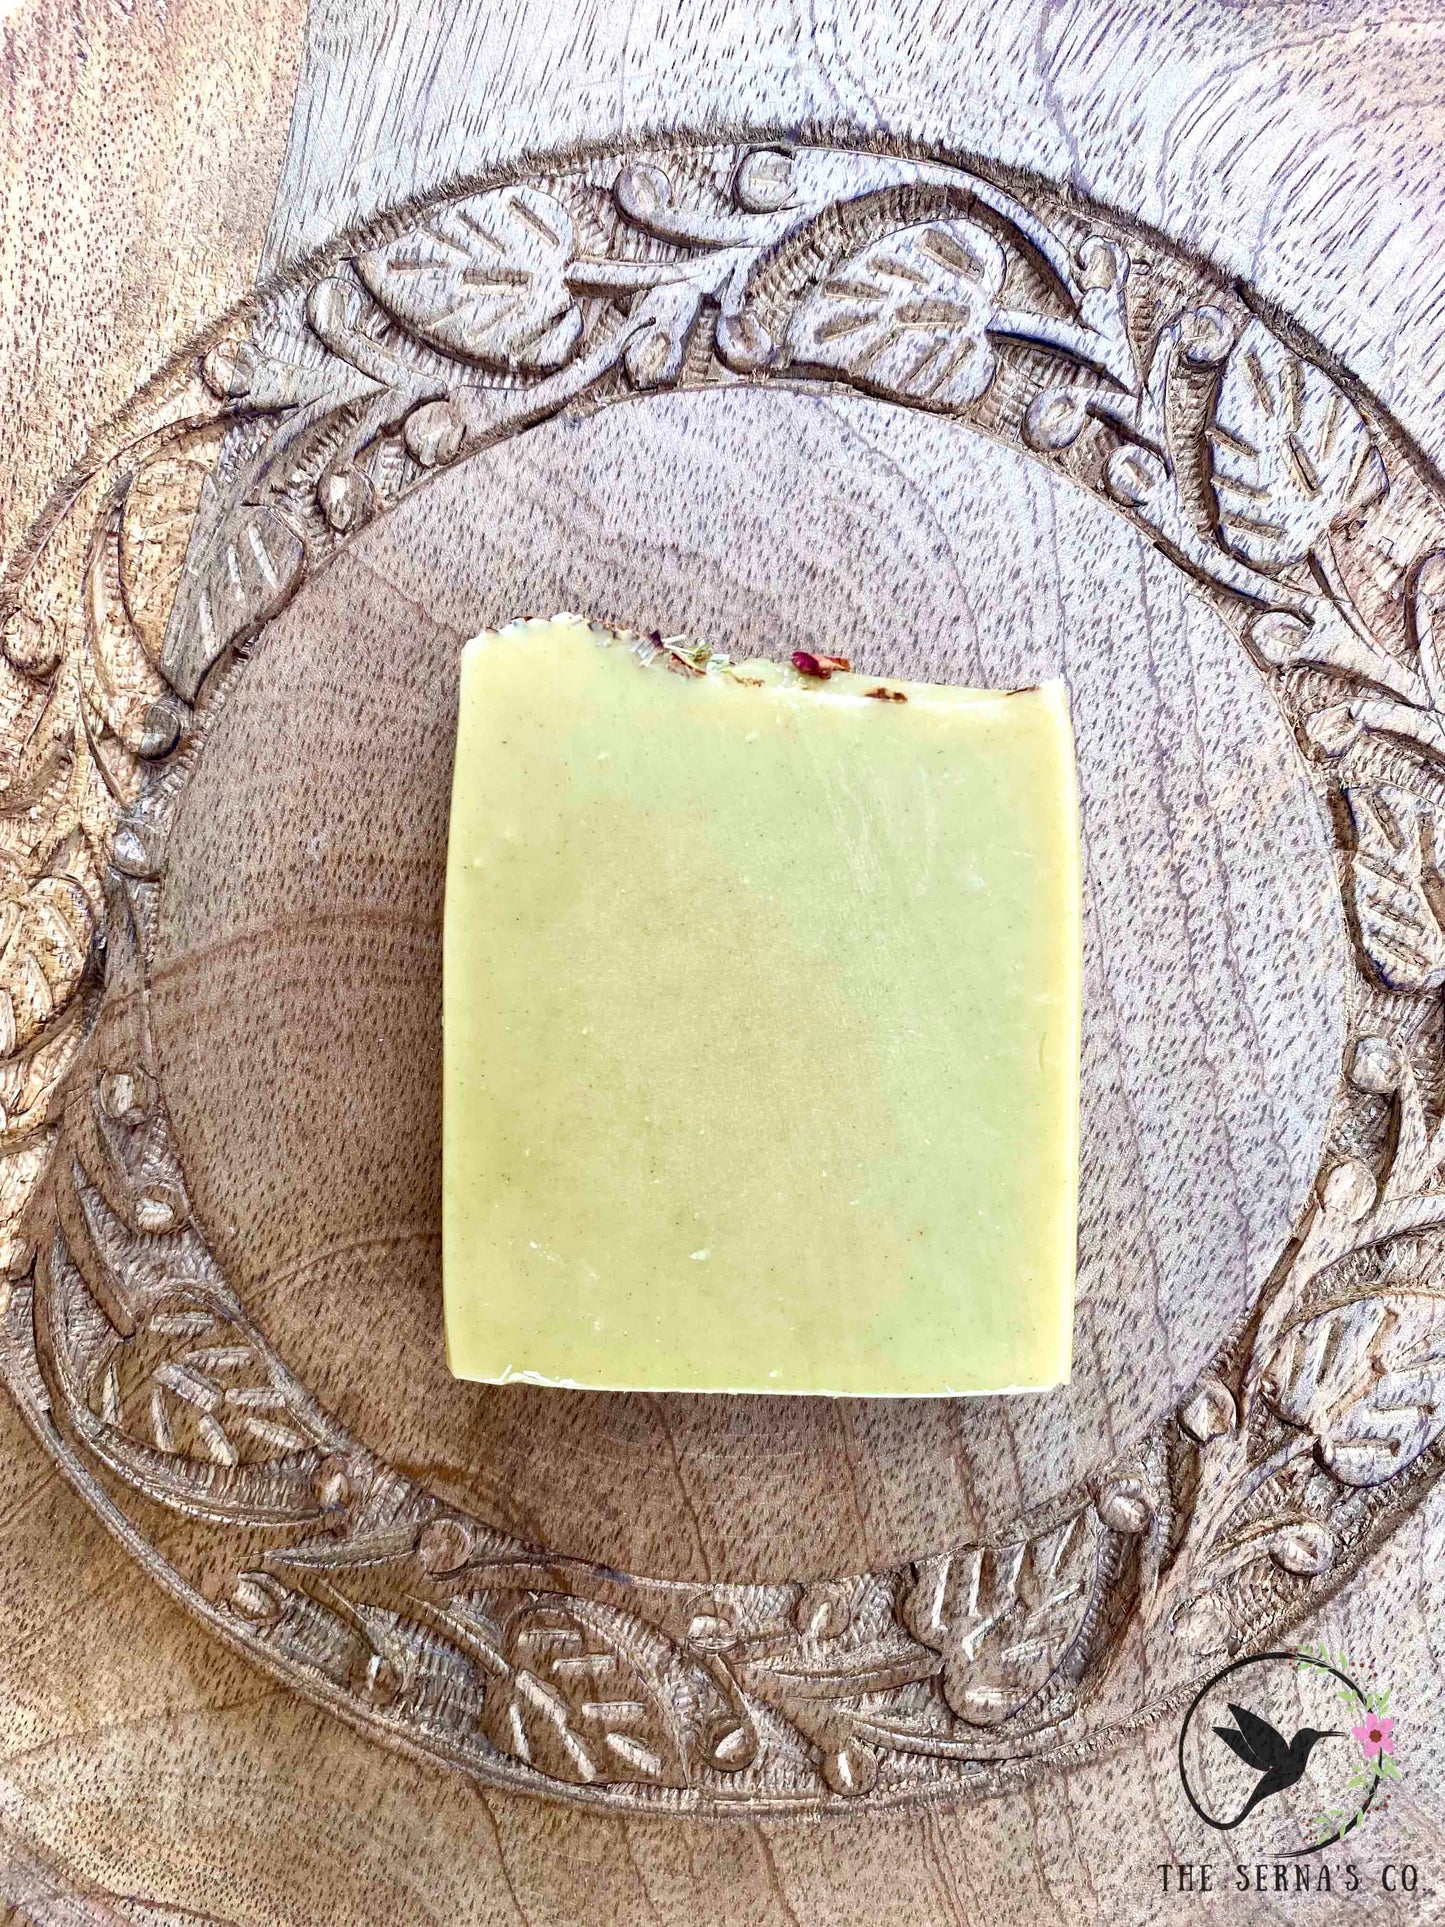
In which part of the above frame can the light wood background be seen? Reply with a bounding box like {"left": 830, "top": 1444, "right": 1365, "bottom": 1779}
{"left": 7, "top": 0, "right": 1445, "bottom": 1920}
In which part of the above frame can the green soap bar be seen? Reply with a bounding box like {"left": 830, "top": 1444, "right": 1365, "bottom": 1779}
{"left": 443, "top": 616, "right": 1081, "bottom": 1396}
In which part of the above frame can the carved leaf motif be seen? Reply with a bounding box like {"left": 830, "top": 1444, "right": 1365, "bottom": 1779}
{"left": 0, "top": 1133, "right": 58, "bottom": 1271}
{"left": 15, "top": 147, "right": 1445, "bottom": 1814}
{"left": 90, "top": 1293, "right": 313, "bottom": 1466}
{"left": 786, "top": 219, "right": 1005, "bottom": 409}
{"left": 118, "top": 425, "right": 229, "bottom": 662}
{"left": 1411, "top": 552, "right": 1445, "bottom": 710}
{"left": 1263, "top": 1294, "right": 1445, "bottom": 1486}
{"left": 1346, "top": 785, "right": 1445, "bottom": 993}
{"left": 1209, "top": 318, "right": 1387, "bottom": 571}
{"left": 355, "top": 188, "right": 583, "bottom": 374}
{"left": 482, "top": 1602, "right": 687, "bottom": 1787}
{"left": 623, "top": 279, "right": 707, "bottom": 390}
{"left": 899, "top": 1513, "right": 1097, "bottom": 1726}
{"left": 162, "top": 505, "right": 305, "bottom": 702}
{"left": 0, "top": 869, "right": 93, "bottom": 1058}
{"left": 83, "top": 499, "right": 168, "bottom": 761}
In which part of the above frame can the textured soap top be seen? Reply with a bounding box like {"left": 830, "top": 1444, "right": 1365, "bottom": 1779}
{"left": 442, "top": 615, "right": 1081, "bottom": 1396}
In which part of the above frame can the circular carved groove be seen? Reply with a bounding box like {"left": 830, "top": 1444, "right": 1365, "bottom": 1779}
{"left": 150, "top": 389, "right": 1344, "bottom": 1577}
{"left": 3, "top": 140, "right": 1445, "bottom": 1812}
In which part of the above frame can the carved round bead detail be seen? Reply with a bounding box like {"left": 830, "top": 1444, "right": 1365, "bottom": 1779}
{"left": 1178, "top": 1376, "right": 1237, "bottom": 1446}
{"left": 1097, "top": 1481, "right": 1153, "bottom": 1535}
{"left": 1268, "top": 1522, "right": 1337, "bottom": 1577}
{"left": 1320, "top": 1158, "right": 1379, "bottom": 1224}
{"left": 4, "top": 138, "right": 1445, "bottom": 1815}
{"left": 416, "top": 1517, "right": 472, "bottom": 1575}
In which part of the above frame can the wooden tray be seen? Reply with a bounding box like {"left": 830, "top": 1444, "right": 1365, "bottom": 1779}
{"left": 4, "top": 4, "right": 1445, "bottom": 1920}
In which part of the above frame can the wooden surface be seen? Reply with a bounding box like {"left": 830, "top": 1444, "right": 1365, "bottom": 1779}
{"left": 1, "top": 1344, "right": 1443, "bottom": 1927}
{"left": 148, "top": 391, "right": 1344, "bottom": 1576}
{"left": 7, "top": 0, "right": 1445, "bottom": 1919}
{"left": 0, "top": 0, "right": 307, "bottom": 566}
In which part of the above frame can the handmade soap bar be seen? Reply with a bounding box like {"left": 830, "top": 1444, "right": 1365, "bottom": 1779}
{"left": 443, "top": 616, "right": 1081, "bottom": 1396}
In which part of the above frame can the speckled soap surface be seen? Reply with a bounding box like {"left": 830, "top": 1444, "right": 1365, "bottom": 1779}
{"left": 442, "top": 615, "right": 1081, "bottom": 1396}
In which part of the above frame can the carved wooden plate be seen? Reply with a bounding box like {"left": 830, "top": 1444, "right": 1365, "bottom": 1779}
{"left": 4, "top": 140, "right": 1445, "bottom": 1817}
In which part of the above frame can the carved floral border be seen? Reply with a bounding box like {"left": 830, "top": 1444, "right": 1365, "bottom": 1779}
{"left": 3, "top": 141, "right": 1445, "bottom": 1811}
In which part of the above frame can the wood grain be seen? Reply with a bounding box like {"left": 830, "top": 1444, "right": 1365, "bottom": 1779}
{"left": 8, "top": 0, "right": 1445, "bottom": 1915}
{"left": 9, "top": 129, "right": 1443, "bottom": 1826}
{"left": 1, "top": 1369, "right": 1443, "bottom": 1926}
{"left": 0, "top": 0, "right": 306, "bottom": 570}
{"left": 148, "top": 388, "right": 1346, "bottom": 1578}
{"left": 263, "top": 0, "right": 1445, "bottom": 459}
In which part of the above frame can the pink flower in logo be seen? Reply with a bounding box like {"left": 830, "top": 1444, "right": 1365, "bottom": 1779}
{"left": 1352, "top": 1715, "right": 1396, "bottom": 1760}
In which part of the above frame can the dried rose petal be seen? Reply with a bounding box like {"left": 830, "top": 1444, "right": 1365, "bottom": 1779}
{"left": 792, "top": 650, "right": 852, "bottom": 679}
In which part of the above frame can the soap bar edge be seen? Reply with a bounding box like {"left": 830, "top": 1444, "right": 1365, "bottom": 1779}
{"left": 443, "top": 614, "right": 1083, "bottom": 1399}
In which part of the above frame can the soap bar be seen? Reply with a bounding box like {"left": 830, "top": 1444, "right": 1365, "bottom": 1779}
{"left": 443, "top": 616, "right": 1081, "bottom": 1396}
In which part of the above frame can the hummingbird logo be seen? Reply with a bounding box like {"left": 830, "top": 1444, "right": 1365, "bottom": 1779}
{"left": 1208, "top": 1703, "right": 1342, "bottom": 1827}
{"left": 1178, "top": 1648, "right": 1402, "bottom": 1856}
